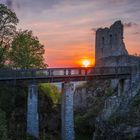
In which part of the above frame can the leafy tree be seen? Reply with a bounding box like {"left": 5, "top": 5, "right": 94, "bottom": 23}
{"left": 0, "top": 4, "right": 19, "bottom": 67}
{"left": 9, "top": 30, "right": 47, "bottom": 69}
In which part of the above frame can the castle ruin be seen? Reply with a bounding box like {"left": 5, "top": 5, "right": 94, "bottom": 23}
{"left": 95, "top": 20, "right": 128, "bottom": 61}
{"left": 95, "top": 21, "right": 140, "bottom": 67}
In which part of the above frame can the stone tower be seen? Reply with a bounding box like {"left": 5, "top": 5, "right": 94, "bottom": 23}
{"left": 95, "top": 20, "right": 128, "bottom": 62}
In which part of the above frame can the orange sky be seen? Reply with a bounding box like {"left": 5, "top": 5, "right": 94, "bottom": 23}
{"left": 2, "top": 0, "right": 140, "bottom": 67}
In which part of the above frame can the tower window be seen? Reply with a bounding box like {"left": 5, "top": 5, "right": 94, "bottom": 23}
{"left": 102, "top": 37, "right": 105, "bottom": 45}
{"left": 109, "top": 34, "right": 112, "bottom": 45}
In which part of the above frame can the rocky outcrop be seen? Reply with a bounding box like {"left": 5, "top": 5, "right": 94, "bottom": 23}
{"left": 74, "top": 70, "right": 140, "bottom": 139}
{"left": 74, "top": 81, "right": 115, "bottom": 113}
{"left": 93, "top": 74, "right": 140, "bottom": 139}
{"left": 74, "top": 80, "right": 116, "bottom": 136}
{"left": 92, "top": 21, "right": 140, "bottom": 139}
{"left": 74, "top": 20, "right": 140, "bottom": 139}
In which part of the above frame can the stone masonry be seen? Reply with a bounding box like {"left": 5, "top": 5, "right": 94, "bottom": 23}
{"left": 27, "top": 84, "right": 39, "bottom": 138}
{"left": 95, "top": 20, "right": 128, "bottom": 63}
{"left": 95, "top": 21, "right": 140, "bottom": 67}
{"left": 61, "top": 82, "right": 75, "bottom": 140}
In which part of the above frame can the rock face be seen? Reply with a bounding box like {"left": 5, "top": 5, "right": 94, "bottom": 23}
{"left": 94, "top": 21, "right": 140, "bottom": 139}
{"left": 74, "top": 80, "right": 115, "bottom": 136}
{"left": 74, "top": 81, "right": 114, "bottom": 112}
{"left": 74, "top": 20, "right": 140, "bottom": 140}
{"left": 93, "top": 70, "right": 140, "bottom": 140}
{"left": 95, "top": 21, "right": 128, "bottom": 62}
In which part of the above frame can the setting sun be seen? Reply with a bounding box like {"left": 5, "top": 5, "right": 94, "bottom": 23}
{"left": 82, "top": 60, "right": 90, "bottom": 67}
{"left": 77, "top": 58, "right": 95, "bottom": 67}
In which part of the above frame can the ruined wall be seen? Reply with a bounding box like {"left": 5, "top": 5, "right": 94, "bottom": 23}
{"left": 95, "top": 20, "right": 140, "bottom": 67}
{"left": 92, "top": 21, "right": 140, "bottom": 140}
{"left": 96, "top": 55, "right": 140, "bottom": 67}
{"left": 95, "top": 20, "right": 128, "bottom": 62}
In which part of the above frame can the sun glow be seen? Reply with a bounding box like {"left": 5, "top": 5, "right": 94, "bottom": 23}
{"left": 82, "top": 59, "right": 91, "bottom": 67}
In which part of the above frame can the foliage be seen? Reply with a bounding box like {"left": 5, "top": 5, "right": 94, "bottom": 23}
{"left": 0, "top": 84, "right": 27, "bottom": 140}
{"left": 26, "top": 134, "right": 38, "bottom": 140}
{"left": 38, "top": 84, "right": 61, "bottom": 140}
{"left": 129, "top": 90, "right": 140, "bottom": 109}
{"left": 39, "top": 83, "right": 61, "bottom": 105}
{"left": 105, "top": 87, "right": 114, "bottom": 97}
{"left": 0, "top": 83, "right": 61, "bottom": 140}
{"left": 75, "top": 111, "right": 95, "bottom": 134}
{"left": 0, "top": 108, "right": 10, "bottom": 140}
{"left": 9, "top": 30, "right": 47, "bottom": 69}
{"left": 76, "top": 134, "right": 92, "bottom": 140}
{"left": 40, "top": 131, "right": 61, "bottom": 140}
{"left": 0, "top": 85, "right": 16, "bottom": 115}
{"left": 109, "top": 90, "right": 140, "bottom": 126}
{"left": 75, "top": 80, "right": 115, "bottom": 136}
{"left": 75, "top": 97, "right": 104, "bottom": 134}
{"left": 108, "top": 115, "right": 127, "bottom": 126}
{"left": 0, "top": 4, "right": 47, "bottom": 69}
{"left": 0, "top": 4, "right": 19, "bottom": 67}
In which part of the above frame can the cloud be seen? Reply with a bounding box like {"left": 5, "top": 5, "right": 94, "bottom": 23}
{"left": 109, "top": 0, "right": 129, "bottom": 3}
{"left": 4, "top": 0, "right": 59, "bottom": 12}
{"left": 12, "top": 0, "right": 140, "bottom": 67}
{"left": 91, "top": 28, "right": 98, "bottom": 33}
{"left": 133, "top": 32, "right": 140, "bottom": 35}
{"left": 4, "top": 0, "right": 20, "bottom": 10}
{"left": 124, "top": 22, "right": 138, "bottom": 28}
{"left": 6, "top": 0, "right": 12, "bottom": 9}
{"left": 0, "top": 0, "right": 13, "bottom": 9}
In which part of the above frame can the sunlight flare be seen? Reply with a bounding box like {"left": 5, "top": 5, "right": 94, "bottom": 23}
{"left": 82, "top": 59, "right": 90, "bottom": 67}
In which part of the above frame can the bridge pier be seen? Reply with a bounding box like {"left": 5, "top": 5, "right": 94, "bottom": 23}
{"left": 61, "top": 82, "right": 75, "bottom": 140}
{"left": 27, "top": 84, "right": 39, "bottom": 138}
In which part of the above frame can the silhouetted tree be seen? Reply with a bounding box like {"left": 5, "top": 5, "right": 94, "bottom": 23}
{"left": 0, "top": 4, "right": 19, "bottom": 67}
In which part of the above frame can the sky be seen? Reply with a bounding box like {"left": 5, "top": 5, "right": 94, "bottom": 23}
{"left": 1, "top": 0, "right": 140, "bottom": 67}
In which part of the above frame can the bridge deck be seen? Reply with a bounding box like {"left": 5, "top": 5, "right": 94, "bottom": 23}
{"left": 0, "top": 66, "right": 131, "bottom": 83}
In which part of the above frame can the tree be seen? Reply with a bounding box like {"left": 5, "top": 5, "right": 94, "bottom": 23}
{"left": 9, "top": 30, "right": 47, "bottom": 69}
{"left": 0, "top": 4, "right": 19, "bottom": 67}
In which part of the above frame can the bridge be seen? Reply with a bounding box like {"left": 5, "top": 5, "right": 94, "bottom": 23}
{"left": 0, "top": 66, "right": 132, "bottom": 140}
{"left": 0, "top": 66, "right": 131, "bottom": 82}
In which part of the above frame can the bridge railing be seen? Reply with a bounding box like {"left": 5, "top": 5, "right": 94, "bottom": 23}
{"left": 0, "top": 66, "right": 131, "bottom": 80}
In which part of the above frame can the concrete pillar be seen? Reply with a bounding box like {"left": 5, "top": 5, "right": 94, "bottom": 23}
{"left": 27, "top": 84, "right": 39, "bottom": 138}
{"left": 61, "top": 82, "right": 75, "bottom": 140}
